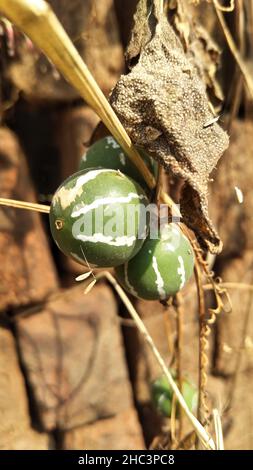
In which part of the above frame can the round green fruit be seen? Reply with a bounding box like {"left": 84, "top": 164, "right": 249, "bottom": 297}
{"left": 79, "top": 136, "right": 158, "bottom": 190}
{"left": 151, "top": 374, "right": 198, "bottom": 417}
{"left": 115, "top": 223, "right": 194, "bottom": 300}
{"left": 50, "top": 168, "right": 149, "bottom": 268}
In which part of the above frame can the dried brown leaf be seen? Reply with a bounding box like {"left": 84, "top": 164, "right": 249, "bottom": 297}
{"left": 111, "top": 0, "right": 229, "bottom": 252}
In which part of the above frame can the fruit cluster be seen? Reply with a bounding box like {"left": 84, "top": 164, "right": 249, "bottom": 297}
{"left": 49, "top": 136, "right": 194, "bottom": 300}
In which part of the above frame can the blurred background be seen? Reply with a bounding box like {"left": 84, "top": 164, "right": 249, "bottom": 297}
{"left": 0, "top": 0, "right": 253, "bottom": 450}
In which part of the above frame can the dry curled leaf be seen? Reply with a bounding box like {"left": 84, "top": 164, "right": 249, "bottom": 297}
{"left": 110, "top": 0, "right": 229, "bottom": 253}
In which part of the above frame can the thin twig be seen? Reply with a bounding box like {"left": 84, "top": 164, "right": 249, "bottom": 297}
{"left": 227, "top": 74, "right": 243, "bottom": 131}
{"left": 195, "top": 263, "right": 210, "bottom": 434}
{"left": 213, "top": 0, "right": 253, "bottom": 100}
{"left": 174, "top": 293, "right": 184, "bottom": 440}
{"left": 159, "top": 0, "right": 164, "bottom": 14}
{"left": 101, "top": 271, "right": 215, "bottom": 450}
{"left": 226, "top": 0, "right": 244, "bottom": 130}
{"left": 170, "top": 393, "right": 178, "bottom": 447}
{"left": 0, "top": 197, "right": 50, "bottom": 214}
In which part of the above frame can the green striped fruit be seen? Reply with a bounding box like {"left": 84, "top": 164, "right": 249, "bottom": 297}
{"left": 79, "top": 136, "right": 158, "bottom": 190}
{"left": 151, "top": 374, "right": 198, "bottom": 417}
{"left": 115, "top": 223, "right": 194, "bottom": 300}
{"left": 50, "top": 168, "right": 149, "bottom": 268}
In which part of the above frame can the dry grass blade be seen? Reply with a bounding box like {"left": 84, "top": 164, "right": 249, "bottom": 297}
{"left": 159, "top": 0, "right": 164, "bottom": 14}
{"left": 213, "top": 408, "right": 224, "bottom": 450}
{"left": 100, "top": 271, "right": 216, "bottom": 450}
{"left": 213, "top": 0, "right": 253, "bottom": 100}
{"left": 0, "top": 197, "right": 50, "bottom": 214}
{"left": 84, "top": 279, "right": 97, "bottom": 295}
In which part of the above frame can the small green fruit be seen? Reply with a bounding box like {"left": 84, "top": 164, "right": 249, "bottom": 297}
{"left": 79, "top": 136, "right": 158, "bottom": 190}
{"left": 50, "top": 168, "right": 149, "bottom": 268}
{"left": 115, "top": 224, "right": 194, "bottom": 300}
{"left": 151, "top": 374, "right": 198, "bottom": 417}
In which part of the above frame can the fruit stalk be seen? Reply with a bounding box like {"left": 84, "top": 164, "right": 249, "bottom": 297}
{"left": 0, "top": 197, "right": 50, "bottom": 214}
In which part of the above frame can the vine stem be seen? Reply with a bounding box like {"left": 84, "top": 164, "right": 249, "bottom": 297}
{"left": 174, "top": 293, "right": 184, "bottom": 440}
{"left": 100, "top": 271, "right": 215, "bottom": 450}
{"left": 203, "top": 282, "right": 253, "bottom": 292}
{"left": 194, "top": 263, "right": 210, "bottom": 433}
{"left": 212, "top": 409, "right": 224, "bottom": 450}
